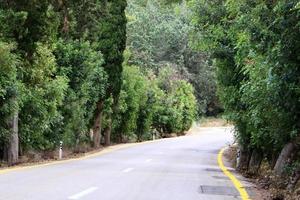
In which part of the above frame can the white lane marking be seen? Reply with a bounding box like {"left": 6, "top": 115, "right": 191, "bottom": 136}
{"left": 145, "top": 159, "right": 153, "bottom": 163}
{"left": 68, "top": 187, "right": 98, "bottom": 200}
{"left": 122, "top": 167, "right": 134, "bottom": 173}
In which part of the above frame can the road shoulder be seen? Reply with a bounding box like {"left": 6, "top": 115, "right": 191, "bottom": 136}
{"left": 222, "top": 146, "right": 272, "bottom": 200}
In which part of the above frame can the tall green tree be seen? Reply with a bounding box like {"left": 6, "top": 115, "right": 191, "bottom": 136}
{"left": 113, "top": 65, "right": 148, "bottom": 142}
{"left": 93, "top": 0, "right": 127, "bottom": 146}
{"left": 54, "top": 40, "right": 107, "bottom": 147}
{"left": 0, "top": 42, "right": 19, "bottom": 164}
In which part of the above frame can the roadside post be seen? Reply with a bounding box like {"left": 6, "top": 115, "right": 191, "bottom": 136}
{"left": 152, "top": 129, "right": 157, "bottom": 140}
{"left": 59, "top": 141, "right": 63, "bottom": 160}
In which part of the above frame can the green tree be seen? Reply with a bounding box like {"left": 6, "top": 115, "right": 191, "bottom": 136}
{"left": 0, "top": 42, "right": 19, "bottom": 164}
{"left": 94, "top": 0, "right": 127, "bottom": 147}
{"left": 113, "top": 65, "right": 148, "bottom": 142}
{"left": 153, "top": 67, "right": 197, "bottom": 134}
{"left": 54, "top": 39, "right": 107, "bottom": 147}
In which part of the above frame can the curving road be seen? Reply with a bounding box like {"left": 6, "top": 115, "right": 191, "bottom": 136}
{"left": 0, "top": 127, "right": 256, "bottom": 200}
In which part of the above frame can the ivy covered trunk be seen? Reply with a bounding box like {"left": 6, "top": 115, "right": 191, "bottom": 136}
{"left": 248, "top": 149, "right": 263, "bottom": 175}
{"left": 7, "top": 111, "right": 18, "bottom": 166}
{"left": 93, "top": 101, "right": 104, "bottom": 148}
{"left": 104, "top": 118, "right": 112, "bottom": 146}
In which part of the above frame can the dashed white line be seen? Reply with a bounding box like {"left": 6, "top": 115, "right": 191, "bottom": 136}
{"left": 145, "top": 159, "right": 153, "bottom": 163}
{"left": 122, "top": 167, "right": 134, "bottom": 173}
{"left": 68, "top": 187, "right": 98, "bottom": 200}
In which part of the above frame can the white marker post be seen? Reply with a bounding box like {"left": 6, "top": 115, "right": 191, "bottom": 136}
{"left": 59, "top": 141, "right": 63, "bottom": 160}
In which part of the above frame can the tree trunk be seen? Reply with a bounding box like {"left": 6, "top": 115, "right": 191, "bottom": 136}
{"left": 2, "top": 144, "right": 8, "bottom": 161}
{"left": 104, "top": 118, "right": 112, "bottom": 146}
{"left": 236, "top": 146, "right": 251, "bottom": 171}
{"left": 268, "top": 152, "right": 279, "bottom": 169}
{"left": 7, "top": 111, "right": 19, "bottom": 166}
{"left": 104, "top": 95, "right": 118, "bottom": 146}
{"left": 116, "top": 132, "right": 123, "bottom": 144}
{"left": 248, "top": 149, "right": 263, "bottom": 174}
{"left": 274, "top": 142, "right": 296, "bottom": 176}
{"left": 93, "top": 101, "right": 104, "bottom": 148}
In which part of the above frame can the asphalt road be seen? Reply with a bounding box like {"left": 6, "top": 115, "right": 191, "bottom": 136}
{"left": 0, "top": 127, "right": 252, "bottom": 200}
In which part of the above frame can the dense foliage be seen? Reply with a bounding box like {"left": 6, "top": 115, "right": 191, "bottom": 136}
{"left": 126, "top": 0, "right": 220, "bottom": 115}
{"left": 113, "top": 65, "right": 197, "bottom": 142}
{"left": 0, "top": 0, "right": 197, "bottom": 165}
{"left": 190, "top": 0, "right": 300, "bottom": 173}
{"left": 0, "top": 0, "right": 126, "bottom": 164}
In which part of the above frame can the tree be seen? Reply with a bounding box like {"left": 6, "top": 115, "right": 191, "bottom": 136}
{"left": 0, "top": 42, "right": 19, "bottom": 165}
{"left": 113, "top": 65, "right": 148, "bottom": 142}
{"left": 54, "top": 39, "right": 107, "bottom": 147}
{"left": 153, "top": 67, "right": 197, "bottom": 134}
{"left": 78, "top": 0, "right": 128, "bottom": 147}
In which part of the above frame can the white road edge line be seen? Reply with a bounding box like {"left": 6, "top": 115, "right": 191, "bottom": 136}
{"left": 68, "top": 187, "right": 98, "bottom": 200}
{"left": 122, "top": 167, "right": 134, "bottom": 173}
{"left": 145, "top": 159, "right": 152, "bottom": 163}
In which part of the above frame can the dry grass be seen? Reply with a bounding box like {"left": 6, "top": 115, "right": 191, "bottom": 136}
{"left": 199, "top": 117, "right": 232, "bottom": 127}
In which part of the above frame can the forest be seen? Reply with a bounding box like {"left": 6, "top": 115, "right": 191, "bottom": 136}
{"left": 1, "top": 0, "right": 300, "bottom": 194}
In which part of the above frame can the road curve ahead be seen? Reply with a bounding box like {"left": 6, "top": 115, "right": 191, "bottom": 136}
{"left": 0, "top": 127, "right": 252, "bottom": 200}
